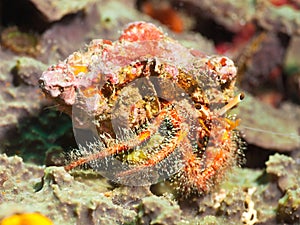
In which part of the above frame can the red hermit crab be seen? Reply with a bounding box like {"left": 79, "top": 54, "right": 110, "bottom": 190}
{"left": 39, "top": 22, "right": 244, "bottom": 195}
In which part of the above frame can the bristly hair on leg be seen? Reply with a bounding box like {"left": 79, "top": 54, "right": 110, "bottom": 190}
{"left": 64, "top": 133, "right": 116, "bottom": 171}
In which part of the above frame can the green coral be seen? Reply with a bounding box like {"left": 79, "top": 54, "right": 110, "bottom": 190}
{"left": 3, "top": 109, "right": 75, "bottom": 165}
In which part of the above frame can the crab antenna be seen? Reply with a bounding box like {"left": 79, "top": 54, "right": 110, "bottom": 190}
{"left": 217, "top": 92, "right": 245, "bottom": 116}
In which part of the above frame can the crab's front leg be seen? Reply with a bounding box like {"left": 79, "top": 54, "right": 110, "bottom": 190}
{"left": 175, "top": 96, "right": 243, "bottom": 194}
{"left": 64, "top": 105, "right": 178, "bottom": 172}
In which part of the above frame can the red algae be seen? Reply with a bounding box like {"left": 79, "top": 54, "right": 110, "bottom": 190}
{"left": 269, "top": 0, "right": 300, "bottom": 9}
{"left": 141, "top": 2, "right": 184, "bottom": 33}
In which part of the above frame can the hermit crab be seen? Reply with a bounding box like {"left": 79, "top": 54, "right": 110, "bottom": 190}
{"left": 39, "top": 22, "right": 244, "bottom": 195}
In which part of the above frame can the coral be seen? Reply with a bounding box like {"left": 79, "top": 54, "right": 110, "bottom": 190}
{"left": 174, "top": 0, "right": 300, "bottom": 35}
{"left": 266, "top": 153, "right": 299, "bottom": 191}
{"left": 235, "top": 31, "right": 289, "bottom": 92}
{"left": 173, "top": 0, "right": 300, "bottom": 102}
{"left": 231, "top": 93, "right": 300, "bottom": 152}
{"left": 1, "top": 0, "right": 300, "bottom": 224}
{"left": 0, "top": 26, "right": 41, "bottom": 57}
{"left": 264, "top": 153, "right": 300, "bottom": 223}
{"left": 0, "top": 55, "right": 73, "bottom": 165}
{"left": 111, "top": 186, "right": 153, "bottom": 207}
{"left": 0, "top": 213, "right": 53, "bottom": 225}
{"left": 0, "top": 55, "right": 48, "bottom": 142}
{"left": 11, "top": 57, "right": 47, "bottom": 86}
{"left": 256, "top": 0, "right": 300, "bottom": 35}
{"left": 38, "top": 0, "right": 213, "bottom": 63}
{"left": 277, "top": 189, "right": 300, "bottom": 223}
{"left": 3, "top": 109, "right": 75, "bottom": 165}
{"left": 137, "top": 195, "right": 182, "bottom": 224}
{"left": 29, "top": 0, "right": 97, "bottom": 22}
{"left": 241, "top": 187, "right": 258, "bottom": 225}
{"left": 0, "top": 152, "right": 299, "bottom": 224}
{"left": 0, "top": 154, "right": 136, "bottom": 225}
{"left": 173, "top": 0, "right": 256, "bottom": 33}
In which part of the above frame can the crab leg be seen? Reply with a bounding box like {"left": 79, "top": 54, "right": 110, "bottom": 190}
{"left": 177, "top": 114, "right": 240, "bottom": 193}
{"left": 64, "top": 105, "right": 176, "bottom": 171}
{"left": 115, "top": 109, "right": 187, "bottom": 178}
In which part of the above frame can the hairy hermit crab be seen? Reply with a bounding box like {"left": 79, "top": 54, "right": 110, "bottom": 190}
{"left": 39, "top": 22, "right": 244, "bottom": 195}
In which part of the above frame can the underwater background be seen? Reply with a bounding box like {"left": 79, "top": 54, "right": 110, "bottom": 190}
{"left": 0, "top": 0, "right": 300, "bottom": 224}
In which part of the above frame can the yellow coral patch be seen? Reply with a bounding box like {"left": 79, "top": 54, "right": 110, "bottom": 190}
{"left": 0, "top": 213, "right": 53, "bottom": 225}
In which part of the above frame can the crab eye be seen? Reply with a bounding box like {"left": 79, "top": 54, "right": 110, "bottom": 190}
{"left": 38, "top": 79, "right": 45, "bottom": 88}
{"left": 59, "top": 87, "right": 64, "bottom": 92}
{"left": 195, "top": 103, "right": 202, "bottom": 110}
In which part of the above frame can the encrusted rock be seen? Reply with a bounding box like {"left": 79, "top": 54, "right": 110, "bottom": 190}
{"left": 256, "top": 0, "right": 300, "bottom": 35}
{"left": 277, "top": 188, "right": 300, "bottom": 224}
{"left": 138, "top": 195, "right": 182, "bottom": 224}
{"left": 232, "top": 94, "right": 300, "bottom": 152}
{"left": 29, "top": 0, "right": 97, "bottom": 22}
{"left": 0, "top": 154, "right": 137, "bottom": 225}
{"left": 266, "top": 153, "right": 299, "bottom": 192}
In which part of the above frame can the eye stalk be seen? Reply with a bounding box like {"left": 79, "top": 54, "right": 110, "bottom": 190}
{"left": 217, "top": 92, "right": 245, "bottom": 116}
